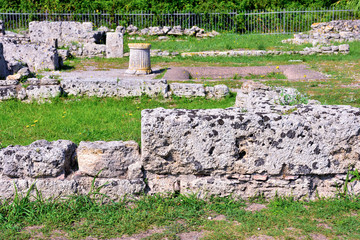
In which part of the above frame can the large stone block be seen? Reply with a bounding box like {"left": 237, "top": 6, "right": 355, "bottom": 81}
{"left": 142, "top": 106, "right": 360, "bottom": 199}
{"left": 141, "top": 106, "right": 360, "bottom": 177}
{"left": 29, "top": 21, "right": 104, "bottom": 46}
{"left": 0, "top": 140, "right": 77, "bottom": 178}
{"left": 77, "top": 141, "right": 142, "bottom": 178}
{"left": 1, "top": 41, "right": 60, "bottom": 71}
{"left": 106, "top": 32, "right": 124, "bottom": 58}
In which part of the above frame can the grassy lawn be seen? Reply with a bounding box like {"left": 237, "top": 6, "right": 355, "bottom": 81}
{"left": 0, "top": 191, "right": 359, "bottom": 240}
{"left": 0, "top": 95, "right": 235, "bottom": 148}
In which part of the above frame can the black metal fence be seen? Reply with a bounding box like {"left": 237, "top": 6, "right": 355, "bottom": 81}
{"left": 0, "top": 8, "right": 358, "bottom": 34}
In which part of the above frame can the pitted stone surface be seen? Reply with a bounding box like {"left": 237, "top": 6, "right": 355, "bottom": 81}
{"left": 25, "top": 84, "right": 62, "bottom": 100}
{"left": 106, "top": 32, "right": 124, "bottom": 58}
{"left": 60, "top": 78, "right": 168, "bottom": 97}
{"left": 169, "top": 83, "right": 206, "bottom": 97}
{"left": 77, "top": 141, "right": 142, "bottom": 178}
{"left": 0, "top": 85, "right": 17, "bottom": 100}
{"left": 205, "top": 85, "right": 230, "bottom": 99}
{"left": 0, "top": 41, "right": 60, "bottom": 71}
{"left": 145, "top": 173, "right": 359, "bottom": 199}
{"left": 142, "top": 106, "right": 360, "bottom": 198}
{"left": 141, "top": 106, "right": 360, "bottom": 177}
{"left": 29, "top": 21, "right": 105, "bottom": 46}
{"left": 234, "top": 81, "right": 320, "bottom": 112}
{"left": 283, "top": 20, "right": 360, "bottom": 45}
{"left": 0, "top": 140, "right": 77, "bottom": 178}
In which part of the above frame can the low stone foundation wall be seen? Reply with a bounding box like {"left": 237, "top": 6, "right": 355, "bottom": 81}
{"left": 181, "top": 44, "right": 350, "bottom": 57}
{"left": 0, "top": 78, "right": 230, "bottom": 101}
{"left": 1, "top": 84, "right": 359, "bottom": 200}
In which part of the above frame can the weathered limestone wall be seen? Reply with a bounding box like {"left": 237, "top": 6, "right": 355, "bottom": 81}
{"left": 29, "top": 21, "right": 105, "bottom": 46}
{"left": 0, "top": 40, "right": 60, "bottom": 72}
{"left": 141, "top": 105, "right": 360, "bottom": 199}
{"left": 1, "top": 83, "right": 359, "bottom": 200}
{"left": 0, "top": 77, "right": 230, "bottom": 101}
{"left": 1, "top": 103, "right": 359, "bottom": 200}
{"left": 0, "top": 140, "right": 145, "bottom": 201}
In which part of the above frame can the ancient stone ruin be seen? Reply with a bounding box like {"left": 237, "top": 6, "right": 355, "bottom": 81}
{"left": 283, "top": 20, "right": 360, "bottom": 45}
{"left": 126, "top": 43, "right": 152, "bottom": 75}
{"left": 0, "top": 82, "right": 359, "bottom": 200}
{"left": 125, "top": 25, "right": 220, "bottom": 38}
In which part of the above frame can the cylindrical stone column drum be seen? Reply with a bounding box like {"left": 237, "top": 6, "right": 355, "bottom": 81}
{"left": 126, "top": 43, "right": 152, "bottom": 75}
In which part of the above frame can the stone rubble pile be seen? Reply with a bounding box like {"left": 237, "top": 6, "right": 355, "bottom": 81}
{"left": 283, "top": 20, "right": 360, "bottom": 45}
{"left": 124, "top": 25, "right": 220, "bottom": 38}
{"left": 1, "top": 83, "right": 359, "bottom": 200}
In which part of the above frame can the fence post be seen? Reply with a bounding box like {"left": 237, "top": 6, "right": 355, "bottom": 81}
{"left": 283, "top": 9, "right": 286, "bottom": 34}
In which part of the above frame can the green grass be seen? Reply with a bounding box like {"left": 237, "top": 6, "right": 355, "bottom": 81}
{"left": 124, "top": 34, "right": 310, "bottom": 53}
{"left": 0, "top": 94, "right": 235, "bottom": 148}
{"left": 0, "top": 189, "right": 359, "bottom": 240}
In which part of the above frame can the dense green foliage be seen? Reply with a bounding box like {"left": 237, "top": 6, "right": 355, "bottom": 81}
{"left": 0, "top": 0, "right": 342, "bottom": 13}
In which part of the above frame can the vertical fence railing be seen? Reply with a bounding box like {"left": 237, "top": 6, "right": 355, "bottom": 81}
{"left": 0, "top": 8, "right": 358, "bottom": 34}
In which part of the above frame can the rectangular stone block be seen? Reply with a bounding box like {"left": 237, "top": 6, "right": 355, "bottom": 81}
{"left": 106, "top": 32, "right": 124, "bottom": 58}
{"left": 141, "top": 106, "right": 360, "bottom": 177}
{"left": 0, "top": 140, "right": 76, "bottom": 178}
{"left": 77, "top": 141, "right": 141, "bottom": 178}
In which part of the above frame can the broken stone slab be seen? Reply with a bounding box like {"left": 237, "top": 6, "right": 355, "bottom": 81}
{"left": 106, "top": 32, "right": 124, "bottom": 58}
{"left": 0, "top": 140, "right": 77, "bottom": 178}
{"left": 141, "top": 106, "right": 360, "bottom": 177}
{"left": 169, "top": 83, "right": 206, "bottom": 97}
{"left": 77, "top": 141, "right": 142, "bottom": 178}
